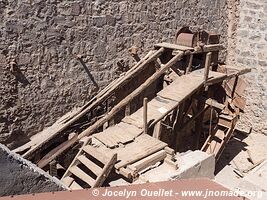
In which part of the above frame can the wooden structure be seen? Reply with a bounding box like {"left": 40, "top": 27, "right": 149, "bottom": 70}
{"left": 15, "top": 27, "right": 251, "bottom": 189}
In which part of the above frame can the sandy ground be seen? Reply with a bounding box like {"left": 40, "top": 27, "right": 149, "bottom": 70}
{"left": 215, "top": 130, "right": 267, "bottom": 190}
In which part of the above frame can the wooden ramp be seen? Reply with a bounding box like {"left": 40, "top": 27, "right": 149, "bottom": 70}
{"left": 61, "top": 138, "right": 117, "bottom": 190}
{"left": 122, "top": 69, "right": 227, "bottom": 128}
{"left": 201, "top": 114, "right": 237, "bottom": 161}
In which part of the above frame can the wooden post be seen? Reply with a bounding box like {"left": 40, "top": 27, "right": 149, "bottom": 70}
{"left": 172, "top": 102, "right": 185, "bottom": 151}
{"left": 125, "top": 103, "right": 131, "bottom": 116}
{"left": 186, "top": 54, "right": 193, "bottom": 74}
{"left": 194, "top": 97, "right": 206, "bottom": 150}
{"left": 143, "top": 97, "right": 148, "bottom": 134}
{"left": 153, "top": 121, "right": 162, "bottom": 139}
{"left": 204, "top": 52, "right": 212, "bottom": 90}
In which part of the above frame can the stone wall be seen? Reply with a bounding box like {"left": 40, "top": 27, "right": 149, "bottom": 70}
{"left": 0, "top": 144, "right": 65, "bottom": 197}
{"left": 227, "top": 0, "right": 267, "bottom": 134}
{"left": 0, "top": 0, "right": 228, "bottom": 148}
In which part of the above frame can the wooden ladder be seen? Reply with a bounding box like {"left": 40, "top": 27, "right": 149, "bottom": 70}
{"left": 201, "top": 114, "right": 237, "bottom": 161}
{"left": 61, "top": 138, "right": 117, "bottom": 190}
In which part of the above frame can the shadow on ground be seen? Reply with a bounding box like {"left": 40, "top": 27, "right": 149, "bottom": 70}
{"left": 215, "top": 131, "right": 249, "bottom": 174}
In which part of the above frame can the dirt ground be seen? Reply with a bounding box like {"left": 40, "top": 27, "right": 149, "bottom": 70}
{"left": 215, "top": 129, "right": 267, "bottom": 189}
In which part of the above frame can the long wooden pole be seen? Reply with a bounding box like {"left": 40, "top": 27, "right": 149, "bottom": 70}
{"left": 78, "top": 51, "right": 184, "bottom": 139}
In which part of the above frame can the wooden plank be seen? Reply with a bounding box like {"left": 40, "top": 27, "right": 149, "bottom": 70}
{"left": 78, "top": 51, "right": 185, "bottom": 139}
{"left": 117, "top": 123, "right": 143, "bottom": 138}
{"left": 77, "top": 155, "right": 102, "bottom": 176}
{"left": 158, "top": 74, "right": 203, "bottom": 102}
{"left": 129, "top": 150, "right": 167, "bottom": 173}
{"left": 206, "top": 129, "right": 225, "bottom": 154}
{"left": 118, "top": 167, "right": 132, "bottom": 179}
{"left": 152, "top": 121, "right": 162, "bottom": 139}
{"left": 154, "top": 42, "right": 194, "bottom": 51}
{"left": 172, "top": 44, "right": 223, "bottom": 55}
{"left": 37, "top": 134, "right": 78, "bottom": 169}
{"left": 149, "top": 69, "right": 228, "bottom": 129}
{"left": 94, "top": 133, "right": 118, "bottom": 148}
{"left": 122, "top": 97, "right": 177, "bottom": 129}
{"left": 233, "top": 95, "right": 246, "bottom": 111}
{"left": 113, "top": 131, "right": 133, "bottom": 144}
{"left": 69, "top": 166, "right": 95, "bottom": 187}
{"left": 83, "top": 145, "right": 110, "bottom": 164}
{"left": 196, "top": 96, "right": 225, "bottom": 110}
{"left": 115, "top": 134, "right": 168, "bottom": 169}
{"left": 93, "top": 153, "right": 117, "bottom": 187}
{"left": 164, "top": 147, "right": 175, "bottom": 156}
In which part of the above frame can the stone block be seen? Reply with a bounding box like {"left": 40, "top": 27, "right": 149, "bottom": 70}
{"left": 106, "top": 15, "right": 116, "bottom": 26}
{"left": 92, "top": 16, "right": 106, "bottom": 27}
{"left": 70, "top": 2, "right": 81, "bottom": 16}
{"left": 136, "top": 151, "right": 215, "bottom": 183}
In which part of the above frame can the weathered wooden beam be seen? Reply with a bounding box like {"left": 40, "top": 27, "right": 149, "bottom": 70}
{"left": 37, "top": 134, "right": 78, "bottom": 169}
{"left": 172, "top": 44, "right": 224, "bottom": 55}
{"left": 186, "top": 54, "right": 193, "bottom": 74}
{"left": 173, "top": 102, "right": 185, "bottom": 151}
{"left": 78, "top": 51, "right": 185, "bottom": 139}
{"left": 196, "top": 96, "right": 225, "bottom": 111}
{"left": 204, "top": 52, "right": 212, "bottom": 88}
{"left": 127, "top": 150, "right": 167, "bottom": 176}
{"left": 194, "top": 95, "right": 206, "bottom": 150}
{"left": 152, "top": 121, "right": 162, "bottom": 139}
{"left": 155, "top": 42, "right": 194, "bottom": 52}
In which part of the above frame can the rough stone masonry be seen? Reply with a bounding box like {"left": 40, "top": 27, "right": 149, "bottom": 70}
{"left": 0, "top": 0, "right": 228, "bottom": 148}
{"left": 227, "top": 0, "right": 267, "bottom": 135}
{"left": 0, "top": 143, "right": 65, "bottom": 196}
